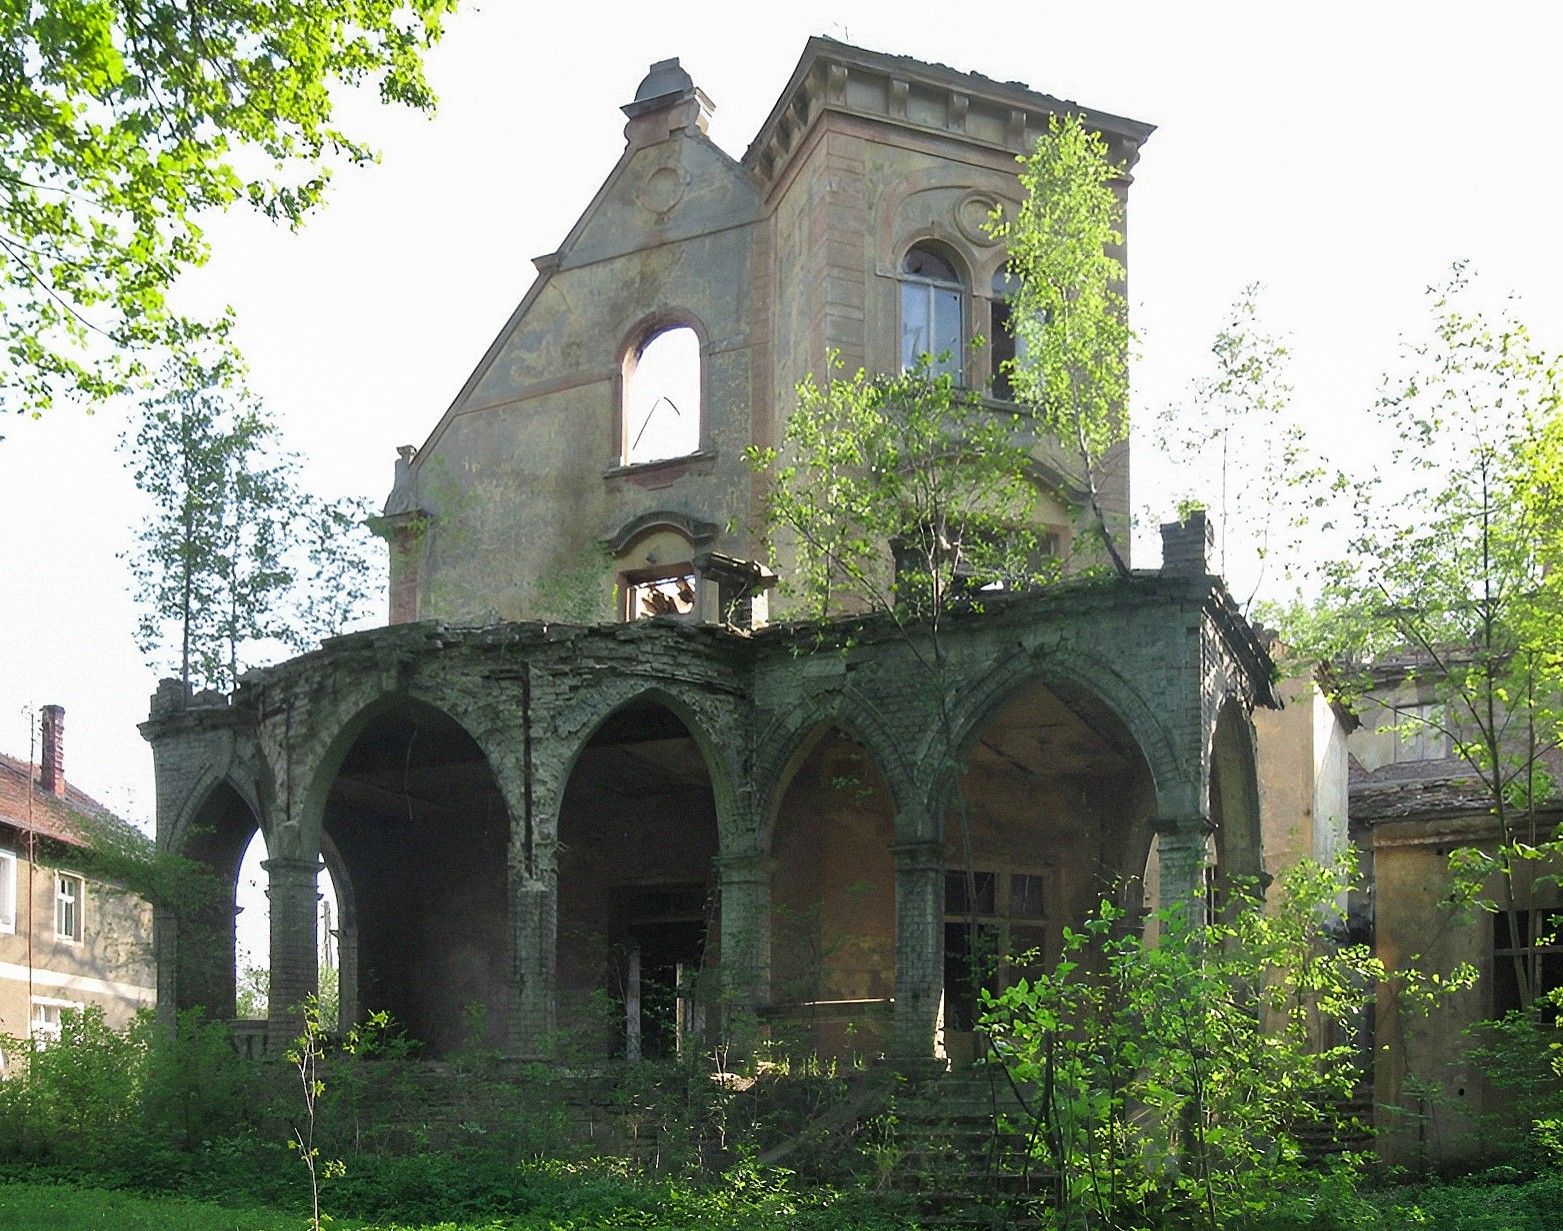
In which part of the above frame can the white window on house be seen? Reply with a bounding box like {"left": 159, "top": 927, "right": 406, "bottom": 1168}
{"left": 1392, "top": 702, "right": 1448, "bottom": 763}
{"left": 0, "top": 848, "right": 15, "bottom": 934}
{"left": 30, "top": 998, "right": 80, "bottom": 1046}
{"left": 989, "top": 269, "right": 1033, "bottom": 401}
{"left": 55, "top": 873, "right": 82, "bottom": 942}
{"left": 622, "top": 325, "right": 701, "bottom": 466}
{"left": 900, "top": 243, "right": 965, "bottom": 380}
{"left": 625, "top": 570, "right": 698, "bottom": 622}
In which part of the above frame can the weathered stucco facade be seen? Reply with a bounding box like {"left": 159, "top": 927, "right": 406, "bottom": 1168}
{"left": 143, "top": 42, "right": 1279, "bottom": 1064}
{"left": 378, "top": 39, "right": 1148, "bottom": 627}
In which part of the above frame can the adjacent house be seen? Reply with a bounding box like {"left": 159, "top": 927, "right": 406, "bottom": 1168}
{"left": 1348, "top": 658, "right": 1563, "bottom": 1164}
{"left": 0, "top": 706, "right": 156, "bottom": 1057}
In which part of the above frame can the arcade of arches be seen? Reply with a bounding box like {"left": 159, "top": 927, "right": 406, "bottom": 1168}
{"left": 143, "top": 563, "right": 1274, "bottom": 1063}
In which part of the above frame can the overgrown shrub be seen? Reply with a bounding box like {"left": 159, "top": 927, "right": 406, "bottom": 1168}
{"left": 982, "top": 856, "right": 1469, "bottom": 1230}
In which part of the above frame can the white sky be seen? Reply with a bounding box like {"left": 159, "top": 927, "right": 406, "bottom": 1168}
{"left": 4, "top": 1, "right": 1562, "bottom": 870}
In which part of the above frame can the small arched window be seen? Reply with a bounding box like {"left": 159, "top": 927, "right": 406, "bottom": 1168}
{"left": 622, "top": 325, "right": 701, "bottom": 465}
{"left": 990, "top": 269, "right": 1031, "bottom": 402}
{"left": 900, "top": 243, "right": 964, "bottom": 381}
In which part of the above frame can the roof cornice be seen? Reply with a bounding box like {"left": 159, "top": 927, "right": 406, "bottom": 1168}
{"left": 743, "top": 36, "right": 1155, "bottom": 191}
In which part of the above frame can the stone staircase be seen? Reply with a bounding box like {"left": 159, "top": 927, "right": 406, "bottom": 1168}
{"left": 888, "top": 1067, "right": 1046, "bottom": 1228}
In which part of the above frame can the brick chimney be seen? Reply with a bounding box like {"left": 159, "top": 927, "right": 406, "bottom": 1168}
{"left": 1160, "top": 510, "right": 1214, "bottom": 577}
{"left": 39, "top": 704, "right": 64, "bottom": 796}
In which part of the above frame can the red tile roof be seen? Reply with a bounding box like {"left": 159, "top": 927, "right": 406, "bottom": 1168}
{"left": 0, "top": 750, "right": 124, "bottom": 848}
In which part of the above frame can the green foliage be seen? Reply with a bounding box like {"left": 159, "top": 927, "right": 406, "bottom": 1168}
{"left": 747, "top": 353, "right": 1057, "bottom": 626}
{"left": 0, "top": 1007, "right": 253, "bottom": 1169}
{"left": 1269, "top": 267, "right": 1563, "bottom": 1010}
{"left": 989, "top": 112, "right": 1132, "bottom": 572}
{"left": 982, "top": 856, "right": 1470, "bottom": 1230}
{"left": 0, "top": 0, "right": 457, "bottom": 422}
{"left": 285, "top": 996, "right": 343, "bottom": 1231}
{"left": 124, "top": 356, "right": 381, "bottom": 693}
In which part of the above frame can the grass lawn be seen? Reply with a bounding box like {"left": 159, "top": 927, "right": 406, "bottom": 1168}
{"left": 0, "top": 1182, "right": 560, "bottom": 1231}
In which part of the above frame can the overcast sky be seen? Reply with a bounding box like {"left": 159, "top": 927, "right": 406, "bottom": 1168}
{"left": 4, "top": 0, "right": 1561, "bottom": 844}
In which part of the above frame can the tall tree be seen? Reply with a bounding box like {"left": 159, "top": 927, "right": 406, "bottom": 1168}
{"left": 1275, "top": 268, "right": 1563, "bottom": 1010}
{"left": 988, "top": 112, "right": 1133, "bottom": 574}
{"left": 126, "top": 360, "right": 379, "bottom": 693}
{"left": 1152, "top": 284, "right": 1319, "bottom": 608}
{"left": 0, "top": 0, "right": 458, "bottom": 422}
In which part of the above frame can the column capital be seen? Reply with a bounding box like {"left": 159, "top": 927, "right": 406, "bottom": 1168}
{"left": 716, "top": 851, "right": 770, "bottom": 884}
{"left": 1153, "top": 815, "right": 1214, "bottom": 839}
{"left": 261, "top": 856, "right": 324, "bottom": 881}
{"left": 891, "top": 838, "right": 944, "bottom": 871}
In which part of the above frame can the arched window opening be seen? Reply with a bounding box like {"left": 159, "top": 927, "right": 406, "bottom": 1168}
{"left": 990, "top": 269, "right": 1032, "bottom": 402}
{"left": 900, "top": 243, "right": 965, "bottom": 380}
{"left": 622, "top": 325, "right": 701, "bottom": 465}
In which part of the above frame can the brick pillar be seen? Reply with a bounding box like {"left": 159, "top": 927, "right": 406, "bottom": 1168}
{"left": 335, "top": 923, "right": 359, "bottom": 1031}
{"left": 892, "top": 837, "right": 944, "bottom": 1060}
{"left": 264, "top": 857, "right": 321, "bottom": 1046}
{"left": 510, "top": 837, "right": 557, "bottom": 1057}
{"left": 1157, "top": 823, "right": 1211, "bottom": 933}
{"left": 716, "top": 850, "right": 769, "bottom": 1056}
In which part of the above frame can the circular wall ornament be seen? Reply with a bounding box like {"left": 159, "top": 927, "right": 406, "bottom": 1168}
{"left": 954, "top": 192, "right": 1003, "bottom": 246}
{"left": 637, "top": 164, "right": 688, "bottom": 215}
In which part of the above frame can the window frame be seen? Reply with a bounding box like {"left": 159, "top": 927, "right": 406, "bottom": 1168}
{"left": 30, "top": 996, "right": 82, "bottom": 1046}
{"left": 0, "top": 848, "right": 15, "bottom": 935}
{"left": 54, "top": 871, "right": 83, "bottom": 944}
{"left": 622, "top": 564, "right": 700, "bottom": 624}
{"left": 1491, "top": 907, "right": 1563, "bottom": 1017}
{"left": 899, "top": 242, "right": 967, "bottom": 382}
{"left": 618, "top": 319, "right": 706, "bottom": 468}
{"left": 988, "top": 268, "right": 1034, "bottom": 403}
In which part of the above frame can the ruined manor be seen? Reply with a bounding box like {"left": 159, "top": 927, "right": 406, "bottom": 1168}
{"left": 142, "top": 39, "right": 1277, "bottom": 1065}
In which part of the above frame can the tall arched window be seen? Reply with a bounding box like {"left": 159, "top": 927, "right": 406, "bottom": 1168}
{"left": 900, "top": 243, "right": 964, "bottom": 381}
{"left": 622, "top": 325, "right": 701, "bottom": 465}
{"left": 990, "top": 269, "right": 1030, "bottom": 402}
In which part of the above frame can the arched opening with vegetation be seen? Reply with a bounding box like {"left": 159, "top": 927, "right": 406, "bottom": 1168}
{"left": 555, "top": 697, "right": 720, "bottom": 1059}
{"left": 767, "top": 726, "right": 896, "bottom": 1062}
{"left": 946, "top": 678, "right": 1158, "bottom": 1049}
{"left": 317, "top": 697, "right": 510, "bottom": 1056}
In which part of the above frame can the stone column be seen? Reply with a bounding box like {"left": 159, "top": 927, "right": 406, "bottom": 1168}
{"left": 716, "top": 850, "right": 769, "bottom": 1057}
{"left": 153, "top": 906, "right": 178, "bottom": 1031}
{"left": 264, "top": 856, "right": 321, "bottom": 1046}
{"left": 509, "top": 837, "right": 557, "bottom": 1057}
{"left": 1157, "top": 822, "right": 1211, "bottom": 933}
{"left": 892, "top": 837, "right": 944, "bottom": 1060}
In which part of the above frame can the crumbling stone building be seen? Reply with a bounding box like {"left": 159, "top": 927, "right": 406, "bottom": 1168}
{"left": 143, "top": 40, "right": 1276, "bottom": 1063}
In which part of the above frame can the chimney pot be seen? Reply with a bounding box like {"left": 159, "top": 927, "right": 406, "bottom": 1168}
{"left": 39, "top": 704, "right": 64, "bottom": 796}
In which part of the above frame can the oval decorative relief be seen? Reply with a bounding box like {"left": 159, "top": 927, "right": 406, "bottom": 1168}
{"left": 954, "top": 191, "right": 1002, "bottom": 247}
{"left": 636, "top": 164, "right": 688, "bottom": 215}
